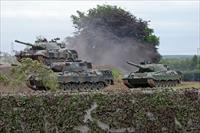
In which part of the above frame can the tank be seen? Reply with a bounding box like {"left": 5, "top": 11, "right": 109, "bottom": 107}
{"left": 26, "top": 60, "right": 114, "bottom": 91}
{"left": 14, "top": 37, "right": 78, "bottom": 65}
{"left": 123, "top": 61, "right": 182, "bottom": 88}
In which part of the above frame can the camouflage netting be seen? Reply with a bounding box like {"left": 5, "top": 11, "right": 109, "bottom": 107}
{"left": 0, "top": 90, "right": 199, "bottom": 132}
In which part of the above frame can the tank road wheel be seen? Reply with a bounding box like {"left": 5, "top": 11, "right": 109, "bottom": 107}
{"left": 171, "top": 81, "right": 175, "bottom": 87}
{"left": 90, "top": 83, "right": 96, "bottom": 90}
{"left": 173, "top": 81, "right": 177, "bottom": 86}
{"left": 76, "top": 83, "right": 81, "bottom": 91}
{"left": 160, "top": 81, "right": 165, "bottom": 87}
{"left": 66, "top": 83, "right": 72, "bottom": 91}
{"left": 169, "top": 81, "right": 174, "bottom": 87}
{"left": 162, "top": 81, "right": 166, "bottom": 87}
{"left": 26, "top": 80, "right": 37, "bottom": 90}
{"left": 167, "top": 81, "right": 171, "bottom": 87}
{"left": 166, "top": 81, "right": 171, "bottom": 87}
{"left": 173, "top": 80, "right": 178, "bottom": 86}
{"left": 154, "top": 80, "right": 158, "bottom": 87}
{"left": 96, "top": 82, "right": 105, "bottom": 90}
{"left": 79, "top": 83, "right": 86, "bottom": 92}
{"left": 168, "top": 81, "right": 172, "bottom": 87}
{"left": 165, "top": 81, "right": 169, "bottom": 87}
{"left": 154, "top": 81, "right": 161, "bottom": 87}
{"left": 84, "top": 83, "right": 91, "bottom": 91}
{"left": 59, "top": 83, "right": 65, "bottom": 90}
{"left": 74, "top": 83, "right": 79, "bottom": 91}
{"left": 26, "top": 76, "right": 39, "bottom": 90}
{"left": 105, "top": 80, "right": 113, "bottom": 86}
{"left": 85, "top": 82, "right": 95, "bottom": 91}
{"left": 86, "top": 83, "right": 93, "bottom": 91}
{"left": 63, "top": 84, "right": 70, "bottom": 91}
{"left": 164, "top": 81, "right": 169, "bottom": 87}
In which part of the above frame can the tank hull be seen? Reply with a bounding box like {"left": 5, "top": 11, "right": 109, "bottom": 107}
{"left": 27, "top": 72, "right": 114, "bottom": 91}
{"left": 26, "top": 61, "right": 114, "bottom": 91}
{"left": 123, "top": 78, "right": 155, "bottom": 88}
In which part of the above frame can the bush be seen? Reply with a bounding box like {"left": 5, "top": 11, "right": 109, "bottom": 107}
{"left": 111, "top": 68, "right": 122, "bottom": 81}
{"left": 11, "top": 58, "right": 58, "bottom": 90}
{"left": 0, "top": 74, "right": 9, "bottom": 85}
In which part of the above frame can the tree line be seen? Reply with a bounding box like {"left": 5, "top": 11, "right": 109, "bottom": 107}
{"left": 160, "top": 55, "right": 200, "bottom": 81}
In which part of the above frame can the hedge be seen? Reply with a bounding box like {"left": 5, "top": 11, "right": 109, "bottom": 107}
{"left": 0, "top": 90, "right": 199, "bottom": 132}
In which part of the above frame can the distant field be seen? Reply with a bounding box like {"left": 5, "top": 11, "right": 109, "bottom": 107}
{"left": 162, "top": 55, "right": 194, "bottom": 60}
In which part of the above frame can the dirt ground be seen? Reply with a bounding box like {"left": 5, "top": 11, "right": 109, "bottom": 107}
{"left": 1, "top": 81, "right": 199, "bottom": 94}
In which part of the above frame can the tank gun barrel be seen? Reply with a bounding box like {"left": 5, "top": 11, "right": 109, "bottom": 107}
{"left": 15, "top": 40, "right": 45, "bottom": 49}
{"left": 15, "top": 40, "right": 34, "bottom": 47}
{"left": 127, "top": 61, "right": 143, "bottom": 68}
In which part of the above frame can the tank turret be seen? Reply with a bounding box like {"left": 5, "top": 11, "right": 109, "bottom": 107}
{"left": 127, "top": 61, "right": 156, "bottom": 72}
{"left": 50, "top": 60, "right": 92, "bottom": 72}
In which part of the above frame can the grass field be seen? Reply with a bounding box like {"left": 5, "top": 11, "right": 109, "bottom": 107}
{"left": 174, "top": 82, "right": 200, "bottom": 90}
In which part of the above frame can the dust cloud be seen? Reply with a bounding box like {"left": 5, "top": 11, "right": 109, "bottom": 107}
{"left": 65, "top": 26, "right": 160, "bottom": 73}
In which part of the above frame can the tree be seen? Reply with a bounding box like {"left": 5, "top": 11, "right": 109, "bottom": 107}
{"left": 191, "top": 55, "right": 198, "bottom": 69}
{"left": 71, "top": 5, "right": 159, "bottom": 46}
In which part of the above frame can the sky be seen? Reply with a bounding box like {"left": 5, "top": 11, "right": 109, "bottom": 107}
{"left": 0, "top": 1, "right": 199, "bottom": 55}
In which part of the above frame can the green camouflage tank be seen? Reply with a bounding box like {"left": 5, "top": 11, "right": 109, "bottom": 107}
{"left": 27, "top": 60, "right": 114, "bottom": 91}
{"left": 14, "top": 36, "right": 78, "bottom": 65}
{"left": 123, "top": 61, "right": 182, "bottom": 88}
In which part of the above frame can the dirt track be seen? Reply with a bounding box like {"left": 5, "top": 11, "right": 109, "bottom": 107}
{"left": 0, "top": 79, "right": 199, "bottom": 95}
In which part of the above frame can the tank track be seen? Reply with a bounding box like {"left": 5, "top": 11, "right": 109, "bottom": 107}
{"left": 26, "top": 78, "right": 110, "bottom": 91}
{"left": 148, "top": 79, "right": 180, "bottom": 87}
{"left": 59, "top": 82, "right": 106, "bottom": 91}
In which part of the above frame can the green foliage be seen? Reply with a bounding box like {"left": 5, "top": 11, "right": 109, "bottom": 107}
{"left": 11, "top": 58, "right": 58, "bottom": 90}
{"left": 191, "top": 55, "right": 199, "bottom": 69}
{"left": 144, "top": 35, "right": 159, "bottom": 45}
{"left": 111, "top": 68, "right": 122, "bottom": 80}
{"left": 0, "top": 74, "right": 9, "bottom": 85}
{"left": 71, "top": 4, "right": 159, "bottom": 46}
{"left": 160, "top": 55, "right": 200, "bottom": 71}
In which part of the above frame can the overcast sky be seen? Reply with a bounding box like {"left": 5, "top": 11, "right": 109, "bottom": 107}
{"left": 0, "top": 1, "right": 199, "bottom": 55}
